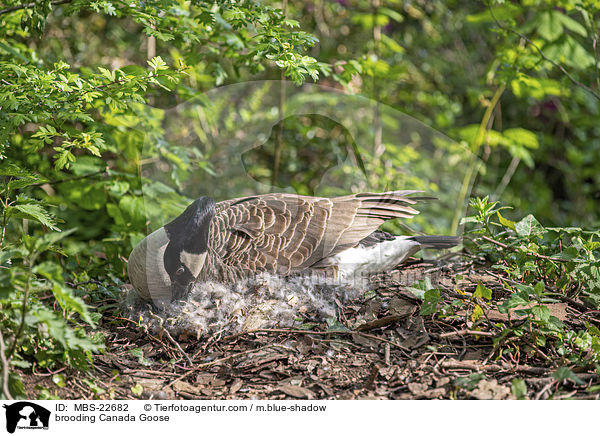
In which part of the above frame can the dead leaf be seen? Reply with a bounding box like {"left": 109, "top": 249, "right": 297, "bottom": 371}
{"left": 408, "top": 382, "right": 428, "bottom": 395}
{"left": 172, "top": 380, "right": 201, "bottom": 394}
{"left": 230, "top": 379, "right": 243, "bottom": 394}
{"left": 356, "top": 314, "right": 408, "bottom": 332}
{"left": 351, "top": 333, "right": 379, "bottom": 347}
{"left": 470, "top": 379, "right": 514, "bottom": 400}
{"left": 278, "top": 384, "right": 315, "bottom": 399}
{"left": 389, "top": 297, "right": 416, "bottom": 317}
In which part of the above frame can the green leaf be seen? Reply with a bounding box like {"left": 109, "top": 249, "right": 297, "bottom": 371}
{"left": 474, "top": 282, "right": 492, "bottom": 300}
{"left": 533, "top": 281, "right": 546, "bottom": 296}
{"left": 147, "top": 56, "right": 168, "bottom": 72}
{"left": 515, "top": 214, "right": 544, "bottom": 237}
{"left": 553, "top": 367, "right": 584, "bottom": 385}
{"left": 537, "top": 11, "right": 564, "bottom": 41}
{"left": 131, "top": 383, "right": 144, "bottom": 397}
{"left": 511, "top": 378, "right": 528, "bottom": 400}
{"left": 128, "top": 348, "right": 153, "bottom": 366}
{"left": 497, "top": 211, "right": 516, "bottom": 230}
{"left": 531, "top": 304, "right": 550, "bottom": 322}
{"left": 10, "top": 203, "right": 59, "bottom": 231}
{"left": 52, "top": 373, "right": 66, "bottom": 388}
{"left": 406, "top": 277, "right": 434, "bottom": 299}
{"left": 503, "top": 128, "right": 539, "bottom": 149}
{"left": 326, "top": 317, "right": 351, "bottom": 332}
{"left": 419, "top": 289, "right": 441, "bottom": 316}
{"left": 51, "top": 283, "right": 96, "bottom": 326}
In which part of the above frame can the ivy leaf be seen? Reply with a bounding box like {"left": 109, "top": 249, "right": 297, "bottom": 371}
{"left": 419, "top": 289, "right": 441, "bottom": 316}
{"left": 515, "top": 214, "right": 544, "bottom": 237}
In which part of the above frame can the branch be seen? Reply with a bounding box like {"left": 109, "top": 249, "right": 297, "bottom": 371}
{"left": 0, "top": 328, "right": 13, "bottom": 400}
{"left": 489, "top": 4, "right": 600, "bottom": 101}
{"left": 6, "top": 256, "right": 34, "bottom": 361}
{"left": 0, "top": 0, "right": 71, "bottom": 16}
{"left": 480, "top": 235, "right": 570, "bottom": 263}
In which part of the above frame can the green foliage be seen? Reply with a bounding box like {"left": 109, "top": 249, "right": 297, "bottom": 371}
{"left": 0, "top": 0, "right": 599, "bottom": 399}
{"left": 458, "top": 197, "right": 600, "bottom": 372}
{"left": 0, "top": 0, "right": 336, "bottom": 399}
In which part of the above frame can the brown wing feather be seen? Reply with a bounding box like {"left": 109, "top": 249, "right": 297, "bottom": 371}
{"left": 205, "top": 191, "right": 422, "bottom": 280}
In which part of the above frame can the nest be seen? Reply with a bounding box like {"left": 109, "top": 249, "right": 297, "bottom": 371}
{"left": 122, "top": 272, "right": 368, "bottom": 338}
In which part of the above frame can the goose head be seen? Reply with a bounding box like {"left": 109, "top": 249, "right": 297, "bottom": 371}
{"left": 127, "top": 196, "right": 215, "bottom": 303}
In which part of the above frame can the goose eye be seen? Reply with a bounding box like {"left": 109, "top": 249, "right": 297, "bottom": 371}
{"left": 176, "top": 266, "right": 185, "bottom": 276}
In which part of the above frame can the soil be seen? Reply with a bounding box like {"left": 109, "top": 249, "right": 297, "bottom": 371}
{"left": 18, "top": 258, "right": 600, "bottom": 400}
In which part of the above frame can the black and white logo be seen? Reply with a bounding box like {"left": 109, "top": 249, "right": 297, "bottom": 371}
{"left": 3, "top": 402, "right": 50, "bottom": 434}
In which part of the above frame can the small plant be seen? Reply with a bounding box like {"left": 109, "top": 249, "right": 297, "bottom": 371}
{"left": 458, "top": 197, "right": 600, "bottom": 370}
{"left": 0, "top": 163, "right": 104, "bottom": 400}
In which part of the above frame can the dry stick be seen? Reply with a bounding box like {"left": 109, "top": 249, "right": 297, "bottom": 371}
{"left": 363, "top": 364, "right": 380, "bottom": 390}
{"left": 230, "top": 328, "right": 412, "bottom": 352}
{"left": 439, "top": 329, "right": 496, "bottom": 339}
{"left": 147, "top": 312, "right": 193, "bottom": 366}
{"left": 521, "top": 336, "right": 550, "bottom": 361}
{"left": 356, "top": 314, "right": 410, "bottom": 332}
{"left": 480, "top": 235, "right": 569, "bottom": 263}
{"left": 165, "top": 345, "right": 277, "bottom": 389}
{"left": 162, "top": 329, "right": 193, "bottom": 367}
{"left": 440, "top": 360, "right": 548, "bottom": 376}
{"left": 493, "top": 155, "right": 521, "bottom": 200}
{"left": 0, "top": 329, "right": 13, "bottom": 400}
{"left": 485, "top": 270, "right": 594, "bottom": 314}
{"left": 534, "top": 379, "right": 556, "bottom": 400}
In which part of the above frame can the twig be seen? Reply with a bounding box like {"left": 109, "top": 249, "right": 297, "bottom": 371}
{"left": 363, "top": 363, "right": 380, "bottom": 390}
{"left": 440, "top": 360, "right": 548, "bottom": 376}
{"left": 356, "top": 314, "right": 410, "bottom": 332}
{"left": 163, "top": 330, "right": 193, "bottom": 366}
{"left": 489, "top": 4, "right": 600, "bottom": 101}
{"left": 31, "top": 169, "right": 107, "bottom": 187}
{"left": 0, "top": 329, "right": 13, "bottom": 400}
{"left": 147, "top": 312, "right": 192, "bottom": 366}
{"left": 439, "top": 329, "right": 496, "bottom": 339}
{"left": 493, "top": 155, "right": 520, "bottom": 200}
{"left": 0, "top": 0, "right": 71, "bottom": 16}
{"left": 165, "top": 344, "right": 276, "bottom": 388}
{"left": 534, "top": 379, "right": 556, "bottom": 400}
{"left": 480, "top": 235, "right": 569, "bottom": 263}
{"left": 226, "top": 327, "right": 411, "bottom": 352}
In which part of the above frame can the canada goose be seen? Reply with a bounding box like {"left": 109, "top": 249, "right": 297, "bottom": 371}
{"left": 127, "top": 191, "right": 460, "bottom": 303}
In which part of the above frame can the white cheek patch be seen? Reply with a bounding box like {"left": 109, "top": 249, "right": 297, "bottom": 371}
{"left": 180, "top": 251, "right": 207, "bottom": 278}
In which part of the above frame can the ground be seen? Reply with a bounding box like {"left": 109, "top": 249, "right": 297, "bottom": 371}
{"left": 18, "top": 259, "right": 600, "bottom": 400}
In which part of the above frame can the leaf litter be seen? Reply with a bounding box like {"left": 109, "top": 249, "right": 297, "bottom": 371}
{"left": 17, "top": 259, "right": 600, "bottom": 400}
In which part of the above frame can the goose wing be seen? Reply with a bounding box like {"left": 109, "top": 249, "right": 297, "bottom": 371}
{"left": 208, "top": 191, "right": 422, "bottom": 276}
{"left": 209, "top": 191, "right": 419, "bottom": 275}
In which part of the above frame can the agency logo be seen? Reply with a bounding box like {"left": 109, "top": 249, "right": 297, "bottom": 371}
{"left": 2, "top": 402, "right": 50, "bottom": 434}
